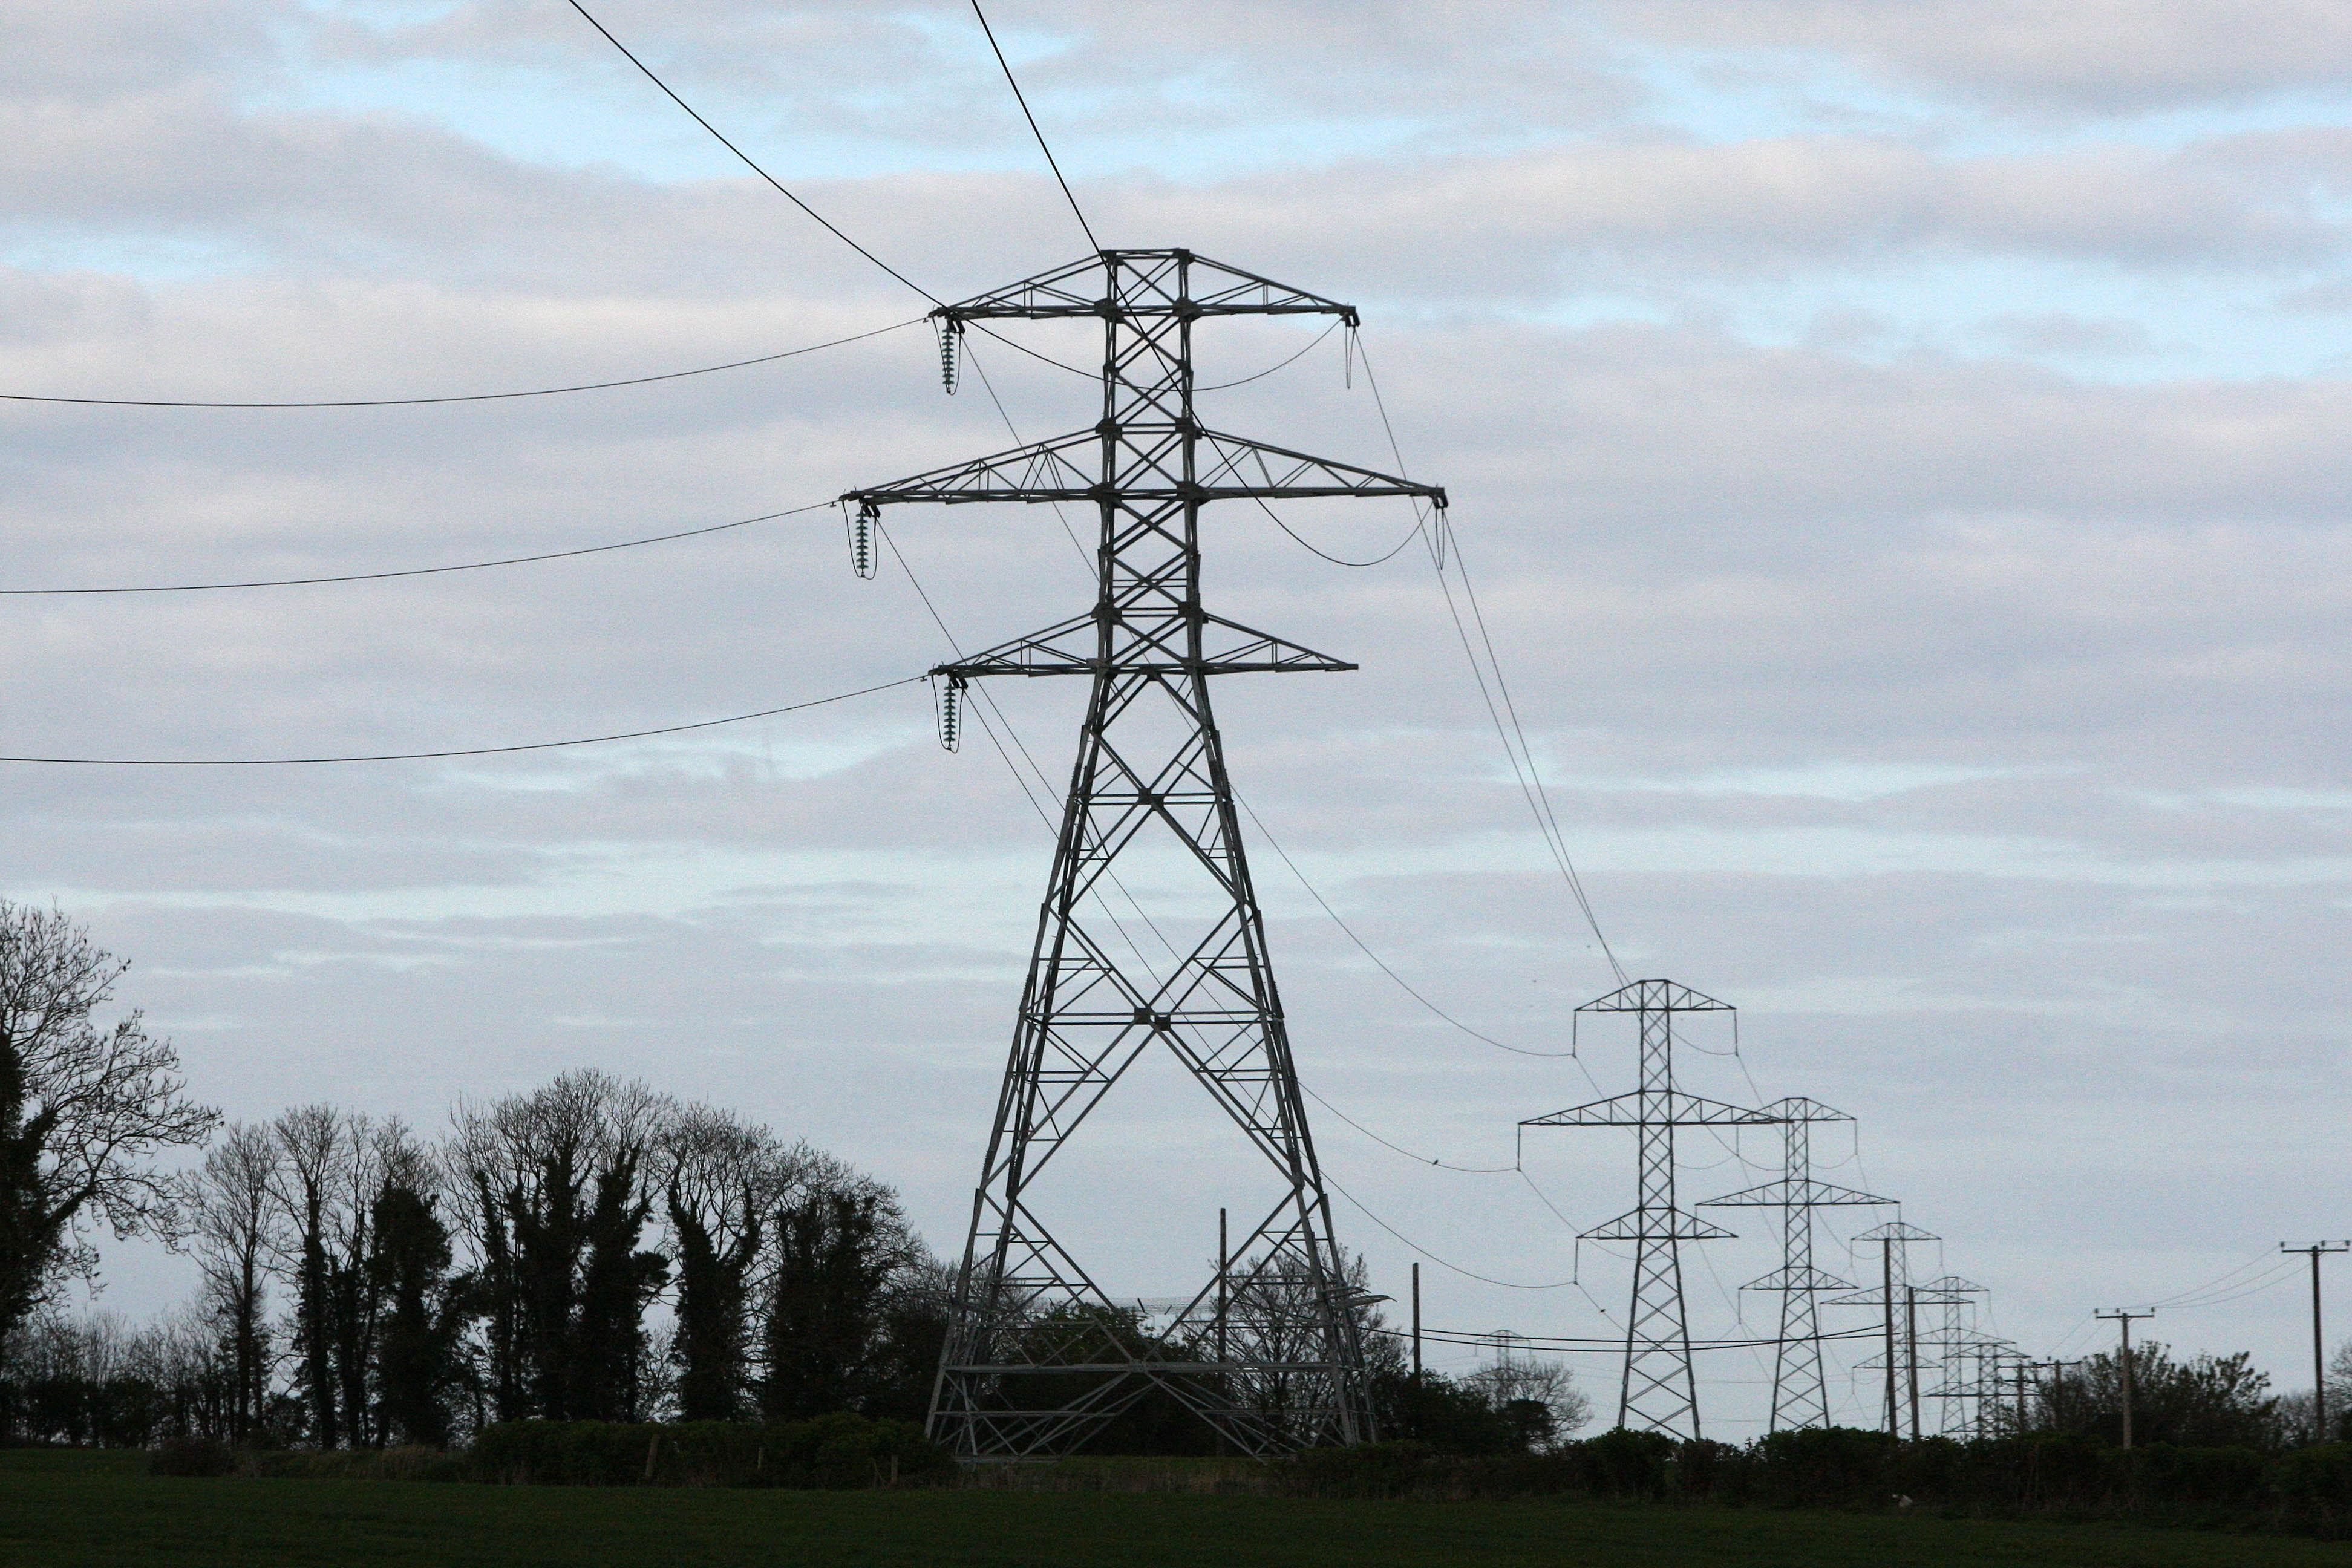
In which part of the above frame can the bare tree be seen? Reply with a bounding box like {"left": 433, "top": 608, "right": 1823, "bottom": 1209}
{"left": 0, "top": 903, "right": 219, "bottom": 1353}
{"left": 1212, "top": 1245, "right": 1397, "bottom": 1445}
{"left": 189, "top": 1122, "right": 280, "bottom": 1442}
{"left": 1463, "top": 1339, "right": 1593, "bottom": 1451}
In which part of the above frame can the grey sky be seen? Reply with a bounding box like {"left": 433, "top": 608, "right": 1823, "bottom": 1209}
{"left": 4, "top": 0, "right": 2347, "bottom": 1434}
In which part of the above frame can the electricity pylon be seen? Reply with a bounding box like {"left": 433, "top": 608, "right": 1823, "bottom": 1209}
{"left": 1912, "top": 1275, "right": 1990, "bottom": 1435}
{"left": 1836, "top": 1218, "right": 1939, "bottom": 1437}
{"left": 1699, "top": 1096, "right": 1892, "bottom": 1432}
{"left": 844, "top": 250, "right": 1445, "bottom": 1459}
{"left": 1521, "top": 980, "right": 1774, "bottom": 1439}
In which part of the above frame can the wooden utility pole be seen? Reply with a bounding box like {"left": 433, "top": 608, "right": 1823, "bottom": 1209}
{"left": 1904, "top": 1285, "right": 1922, "bottom": 1440}
{"left": 1410, "top": 1262, "right": 1423, "bottom": 1383}
{"left": 1216, "top": 1208, "right": 1228, "bottom": 1365}
{"left": 1882, "top": 1241, "right": 1898, "bottom": 1436}
{"left": 2282, "top": 1242, "right": 2350, "bottom": 1443}
{"left": 2095, "top": 1309, "right": 2155, "bottom": 1449}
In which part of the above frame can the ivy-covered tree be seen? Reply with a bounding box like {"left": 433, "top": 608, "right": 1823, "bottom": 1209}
{"left": 762, "top": 1187, "right": 899, "bottom": 1419}
{"left": 367, "top": 1169, "right": 466, "bottom": 1446}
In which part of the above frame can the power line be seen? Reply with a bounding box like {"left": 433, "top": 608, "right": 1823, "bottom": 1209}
{"left": 1233, "top": 792, "right": 1579, "bottom": 1063}
{"left": 2, "top": 502, "right": 831, "bottom": 596}
{"left": 0, "top": 318, "right": 921, "bottom": 410}
{"left": 1298, "top": 1082, "right": 1518, "bottom": 1174}
{"left": 563, "top": 0, "right": 1088, "bottom": 383}
{"left": 1442, "top": 512, "right": 1626, "bottom": 985}
{"left": 1256, "top": 495, "right": 1427, "bottom": 568}
{"left": 969, "top": 0, "right": 1099, "bottom": 254}
{"left": 564, "top": 0, "right": 936, "bottom": 305}
{"left": 1380, "top": 1324, "right": 1887, "bottom": 1353}
{"left": 1347, "top": 333, "right": 1625, "bottom": 984}
{"left": 2147, "top": 1247, "right": 2293, "bottom": 1310}
{"left": 0, "top": 675, "right": 923, "bottom": 766}
{"left": 1324, "top": 1174, "right": 1585, "bottom": 1292}
{"left": 1197, "top": 319, "right": 1342, "bottom": 393}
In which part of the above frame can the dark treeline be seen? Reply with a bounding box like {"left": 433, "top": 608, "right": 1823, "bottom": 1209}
{"left": 7, "top": 900, "right": 2341, "bottom": 1471}
{"left": 1994, "top": 1340, "right": 2339, "bottom": 1449}
{"left": 1, "top": 900, "right": 1606, "bottom": 1459}
{"left": 5, "top": 1070, "right": 947, "bottom": 1449}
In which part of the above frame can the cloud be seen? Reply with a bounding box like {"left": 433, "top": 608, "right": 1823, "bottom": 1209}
{"left": 8, "top": 0, "right": 2351, "bottom": 1429}
{"left": 1613, "top": 0, "right": 2352, "bottom": 114}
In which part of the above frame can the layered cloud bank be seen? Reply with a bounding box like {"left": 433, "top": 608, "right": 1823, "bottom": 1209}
{"left": 4, "top": 2, "right": 2345, "bottom": 1432}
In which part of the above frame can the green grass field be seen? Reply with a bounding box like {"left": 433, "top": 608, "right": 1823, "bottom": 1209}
{"left": 2, "top": 1449, "right": 2343, "bottom": 1567}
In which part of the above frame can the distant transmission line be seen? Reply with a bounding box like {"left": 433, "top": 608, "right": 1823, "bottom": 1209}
{"left": 0, "top": 318, "right": 921, "bottom": 409}
{"left": 3, "top": 502, "right": 833, "bottom": 595}
{"left": 0, "top": 675, "right": 922, "bottom": 765}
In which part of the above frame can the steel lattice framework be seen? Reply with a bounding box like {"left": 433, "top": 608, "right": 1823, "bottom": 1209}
{"left": 1914, "top": 1275, "right": 1991, "bottom": 1436}
{"left": 1700, "top": 1097, "right": 1892, "bottom": 1432}
{"left": 1521, "top": 980, "right": 1773, "bottom": 1439}
{"left": 844, "top": 250, "right": 1444, "bottom": 1460}
{"left": 1837, "top": 1218, "right": 1941, "bottom": 1436}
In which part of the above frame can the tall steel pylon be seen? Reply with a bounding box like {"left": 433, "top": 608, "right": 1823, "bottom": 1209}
{"left": 1521, "top": 980, "right": 1774, "bottom": 1439}
{"left": 844, "top": 250, "right": 1445, "bottom": 1459}
{"left": 1700, "top": 1097, "right": 1892, "bottom": 1432}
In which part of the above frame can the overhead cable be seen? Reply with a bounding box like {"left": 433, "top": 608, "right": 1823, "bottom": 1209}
{"left": 0, "top": 676, "right": 923, "bottom": 766}
{"left": 564, "top": 0, "right": 937, "bottom": 304}
{"left": 0, "top": 318, "right": 921, "bottom": 410}
{"left": 1256, "top": 495, "right": 1427, "bottom": 568}
{"left": 1323, "top": 1174, "right": 1584, "bottom": 1291}
{"left": 1197, "top": 320, "right": 1342, "bottom": 393}
{"left": 1298, "top": 1082, "right": 1518, "bottom": 1174}
{"left": 1233, "top": 792, "right": 1581, "bottom": 1063}
{"left": 969, "top": 0, "right": 1100, "bottom": 254}
{"left": 3, "top": 502, "right": 831, "bottom": 596}
{"left": 1348, "top": 335, "right": 1627, "bottom": 984}
{"left": 563, "top": 0, "right": 1088, "bottom": 381}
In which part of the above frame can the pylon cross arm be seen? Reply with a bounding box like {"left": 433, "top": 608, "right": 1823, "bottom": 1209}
{"left": 933, "top": 609, "right": 1354, "bottom": 682}
{"left": 1702, "top": 1176, "right": 1895, "bottom": 1207}
{"left": 843, "top": 428, "right": 1443, "bottom": 511}
{"left": 1522, "top": 1089, "right": 1776, "bottom": 1127}
{"left": 932, "top": 249, "right": 1361, "bottom": 322}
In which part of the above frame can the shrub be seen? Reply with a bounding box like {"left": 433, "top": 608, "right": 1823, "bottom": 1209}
{"left": 463, "top": 1415, "right": 949, "bottom": 1488}
{"left": 1576, "top": 1428, "right": 1676, "bottom": 1499}
{"left": 2270, "top": 1443, "right": 2352, "bottom": 1534}
{"left": 235, "top": 1446, "right": 466, "bottom": 1482}
{"left": 1284, "top": 1440, "right": 1431, "bottom": 1499}
{"left": 2128, "top": 1442, "right": 2269, "bottom": 1508}
{"left": 149, "top": 1437, "right": 234, "bottom": 1477}
{"left": 1751, "top": 1425, "right": 1893, "bottom": 1508}
{"left": 1668, "top": 1438, "right": 1746, "bottom": 1502}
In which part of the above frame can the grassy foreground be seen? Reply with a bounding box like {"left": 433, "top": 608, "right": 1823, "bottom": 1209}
{"left": 2, "top": 1449, "right": 2341, "bottom": 1567}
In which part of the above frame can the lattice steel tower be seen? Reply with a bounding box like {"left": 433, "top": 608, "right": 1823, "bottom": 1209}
{"left": 1520, "top": 980, "right": 1773, "bottom": 1438}
{"left": 1837, "top": 1218, "right": 1941, "bottom": 1436}
{"left": 1915, "top": 1275, "right": 1990, "bottom": 1436}
{"left": 844, "top": 250, "right": 1445, "bottom": 1459}
{"left": 1700, "top": 1097, "right": 1892, "bottom": 1432}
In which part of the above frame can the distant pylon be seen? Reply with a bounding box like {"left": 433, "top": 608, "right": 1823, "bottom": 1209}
{"left": 1700, "top": 1097, "right": 1892, "bottom": 1432}
{"left": 1912, "top": 1275, "right": 1989, "bottom": 1436}
{"left": 1521, "top": 980, "right": 1774, "bottom": 1439}
{"left": 1835, "top": 1218, "right": 1940, "bottom": 1437}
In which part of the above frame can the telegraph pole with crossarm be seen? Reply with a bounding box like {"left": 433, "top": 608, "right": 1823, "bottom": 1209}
{"left": 2284, "top": 1241, "right": 2351, "bottom": 1443}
